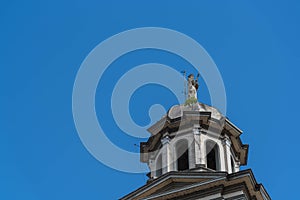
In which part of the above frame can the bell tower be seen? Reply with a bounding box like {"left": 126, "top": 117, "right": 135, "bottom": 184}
{"left": 140, "top": 102, "right": 248, "bottom": 179}
{"left": 121, "top": 74, "right": 270, "bottom": 200}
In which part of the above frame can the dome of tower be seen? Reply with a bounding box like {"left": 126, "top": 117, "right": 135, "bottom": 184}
{"left": 167, "top": 102, "right": 223, "bottom": 121}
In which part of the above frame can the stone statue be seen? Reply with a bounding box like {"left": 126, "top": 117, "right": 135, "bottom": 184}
{"left": 188, "top": 73, "right": 199, "bottom": 99}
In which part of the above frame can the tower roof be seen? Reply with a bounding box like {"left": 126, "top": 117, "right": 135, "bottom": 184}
{"left": 120, "top": 169, "right": 270, "bottom": 200}
{"left": 167, "top": 103, "right": 223, "bottom": 121}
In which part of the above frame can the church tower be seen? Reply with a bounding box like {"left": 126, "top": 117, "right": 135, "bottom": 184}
{"left": 121, "top": 74, "right": 270, "bottom": 200}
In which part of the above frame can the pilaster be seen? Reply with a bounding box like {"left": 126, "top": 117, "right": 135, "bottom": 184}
{"left": 161, "top": 135, "right": 172, "bottom": 173}
{"left": 222, "top": 137, "right": 232, "bottom": 173}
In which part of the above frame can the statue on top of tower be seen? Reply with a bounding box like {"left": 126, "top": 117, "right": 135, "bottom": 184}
{"left": 187, "top": 73, "right": 199, "bottom": 99}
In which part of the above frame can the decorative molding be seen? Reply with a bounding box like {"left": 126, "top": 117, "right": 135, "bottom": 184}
{"left": 193, "top": 128, "right": 200, "bottom": 135}
{"left": 222, "top": 137, "right": 231, "bottom": 147}
{"left": 161, "top": 136, "right": 170, "bottom": 145}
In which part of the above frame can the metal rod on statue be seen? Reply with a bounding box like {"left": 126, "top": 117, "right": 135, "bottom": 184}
{"left": 181, "top": 70, "right": 187, "bottom": 101}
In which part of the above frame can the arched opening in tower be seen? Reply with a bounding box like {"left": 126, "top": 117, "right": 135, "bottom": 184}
{"left": 176, "top": 140, "right": 189, "bottom": 171}
{"left": 206, "top": 141, "right": 220, "bottom": 171}
{"left": 231, "top": 156, "right": 235, "bottom": 173}
{"left": 156, "top": 154, "right": 162, "bottom": 177}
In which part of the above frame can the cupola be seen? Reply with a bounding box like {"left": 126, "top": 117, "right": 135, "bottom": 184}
{"left": 140, "top": 102, "right": 249, "bottom": 179}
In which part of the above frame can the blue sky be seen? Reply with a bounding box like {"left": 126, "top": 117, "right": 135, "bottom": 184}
{"left": 1, "top": 1, "right": 300, "bottom": 199}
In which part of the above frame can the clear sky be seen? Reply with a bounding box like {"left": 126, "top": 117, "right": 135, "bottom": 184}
{"left": 1, "top": 1, "right": 299, "bottom": 199}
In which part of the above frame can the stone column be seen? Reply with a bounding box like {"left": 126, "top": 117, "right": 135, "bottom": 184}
{"left": 161, "top": 135, "right": 171, "bottom": 173}
{"left": 199, "top": 132, "right": 206, "bottom": 167}
{"left": 193, "top": 127, "right": 201, "bottom": 167}
{"left": 222, "top": 137, "right": 232, "bottom": 173}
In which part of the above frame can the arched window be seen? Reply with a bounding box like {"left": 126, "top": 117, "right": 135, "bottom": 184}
{"left": 156, "top": 154, "right": 162, "bottom": 177}
{"left": 206, "top": 140, "right": 220, "bottom": 171}
{"left": 231, "top": 157, "right": 235, "bottom": 173}
{"left": 176, "top": 140, "right": 189, "bottom": 171}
